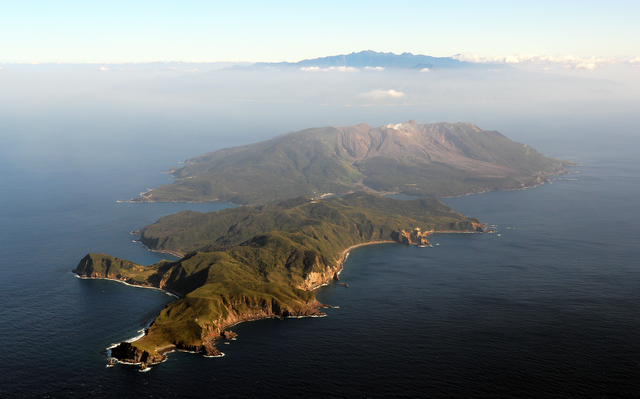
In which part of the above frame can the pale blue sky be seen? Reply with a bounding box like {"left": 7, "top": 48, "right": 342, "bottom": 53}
{"left": 1, "top": 0, "right": 639, "bottom": 63}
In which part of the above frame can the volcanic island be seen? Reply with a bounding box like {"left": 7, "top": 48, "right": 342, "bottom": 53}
{"left": 74, "top": 121, "right": 574, "bottom": 367}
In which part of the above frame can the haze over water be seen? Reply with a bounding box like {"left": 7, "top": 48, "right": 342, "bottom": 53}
{"left": 1, "top": 64, "right": 640, "bottom": 397}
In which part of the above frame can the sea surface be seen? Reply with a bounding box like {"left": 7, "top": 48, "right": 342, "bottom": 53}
{"left": 1, "top": 115, "right": 640, "bottom": 398}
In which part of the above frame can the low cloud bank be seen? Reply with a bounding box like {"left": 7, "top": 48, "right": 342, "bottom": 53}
{"left": 359, "top": 89, "right": 406, "bottom": 101}
{"left": 454, "top": 53, "right": 640, "bottom": 70}
{"left": 300, "top": 66, "right": 358, "bottom": 72}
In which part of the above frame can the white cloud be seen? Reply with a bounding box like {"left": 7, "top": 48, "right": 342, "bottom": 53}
{"left": 452, "top": 53, "right": 638, "bottom": 70}
{"left": 98, "top": 66, "right": 109, "bottom": 71}
{"left": 420, "top": 68, "right": 431, "bottom": 73}
{"left": 504, "top": 55, "right": 521, "bottom": 63}
{"left": 364, "top": 66, "right": 385, "bottom": 71}
{"left": 359, "top": 89, "right": 406, "bottom": 100}
{"left": 575, "top": 62, "right": 597, "bottom": 70}
{"left": 300, "top": 66, "right": 358, "bottom": 72}
{"left": 327, "top": 66, "right": 358, "bottom": 72}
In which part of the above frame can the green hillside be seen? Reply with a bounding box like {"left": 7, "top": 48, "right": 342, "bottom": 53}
{"left": 134, "top": 121, "right": 574, "bottom": 204}
{"left": 75, "top": 192, "right": 485, "bottom": 365}
{"left": 138, "top": 191, "right": 480, "bottom": 256}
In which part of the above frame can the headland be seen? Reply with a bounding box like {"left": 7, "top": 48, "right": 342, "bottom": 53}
{"left": 74, "top": 192, "right": 486, "bottom": 366}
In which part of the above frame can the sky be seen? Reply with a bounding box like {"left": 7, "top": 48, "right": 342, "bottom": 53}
{"left": 1, "top": 0, "right": 639, "bottom": 64}
{"left": 2, "top": 0, "right": 640, "bottom": 179}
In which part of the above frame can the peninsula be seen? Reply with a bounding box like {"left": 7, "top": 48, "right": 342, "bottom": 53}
{"left": 74, "top": 192, "right": 486, "bottom": 366}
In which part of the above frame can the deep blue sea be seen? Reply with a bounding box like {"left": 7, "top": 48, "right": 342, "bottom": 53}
{"left": 1, "top": 112, "right": 639, "bottom": 398}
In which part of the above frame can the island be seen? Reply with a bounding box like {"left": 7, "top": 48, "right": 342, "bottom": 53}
{"left": 132, "top": 121, "right": 574, "bottom": 205}
{"left": 74, "top": 192, "right": 486, "bottom": 366}
{"left": 76, "top": 120, "right": 573, "bottom": 368}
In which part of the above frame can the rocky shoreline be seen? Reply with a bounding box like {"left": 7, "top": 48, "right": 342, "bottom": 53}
{"left": 76, "top": 189, "right": 488, "bottom": 369}
{"left": 73, "top": 274, "right": 180, "bottom": 298}
{"left": 82, "top": 229, "right": 486, "bottom": 368}
{"left": 131, "top": 230, "right": 186, "bottom": 259}
{"left": 105, "top": 298, "right": 328, "bottom": 368}
{"left": 75, "top": 269, "right": 330, "bottom": 367}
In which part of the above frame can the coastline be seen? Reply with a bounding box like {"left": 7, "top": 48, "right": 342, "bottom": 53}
{"left": 132, "top": 236, "right": 185, "bottom": 259}
{"left": 72, "top": 273, "right": 180, "bottom": 299}
{"left": 81, "top": 241, "right": 398, "bottom": 367}
{"left": 73, "top": 273, "right": 181, "bottom": 368}
{"left": 141, "top": 244, "right": 185, "bottom": 260}
{"left": 335, "top": 241, "right": 395, "bottom": 272}
{"left": 81, "top": 231, "right": 482, "bottom": 367}
{"left": 121, "top": 170, "right": 576, "bottom": 206}
{"left": 329, "top": 232, "right": 485, "bottom": 280}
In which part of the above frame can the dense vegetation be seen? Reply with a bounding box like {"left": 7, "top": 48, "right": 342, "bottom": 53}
{"left": 138, "top": 191, "right": 479, "bottom": 256}
{"left": 134, "top": 121, "right": 573, "bottom": 204}
{"left": 75, "top": 192, "right": 485, "bottom": 364}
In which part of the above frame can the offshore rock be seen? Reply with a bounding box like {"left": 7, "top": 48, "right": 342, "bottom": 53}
{"left": 221, "top": 330, "right": 238, "bottom": 340}
{"left": 110, "top": 342, "right": 167, "bottom": 365}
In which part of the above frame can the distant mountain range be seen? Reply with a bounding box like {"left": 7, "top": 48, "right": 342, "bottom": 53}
{"left": 133, "top": 121, "right": 573, "bottom": 205}
{"left": 252, "top": 50, "right": 491, "bottom": 70}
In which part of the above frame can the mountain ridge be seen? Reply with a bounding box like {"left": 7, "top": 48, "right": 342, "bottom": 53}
{"left": 251, "top": 50, "right": 493, "bottom": 70}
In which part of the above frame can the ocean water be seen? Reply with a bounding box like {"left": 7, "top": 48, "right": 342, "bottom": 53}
{"left": 1, "top": 115, "right": 640, "bottom": 397}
